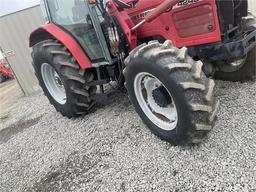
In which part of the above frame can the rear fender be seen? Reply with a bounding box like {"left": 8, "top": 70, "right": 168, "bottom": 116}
{"left": 29, "top": 24, "right": 92, "bottom": 69}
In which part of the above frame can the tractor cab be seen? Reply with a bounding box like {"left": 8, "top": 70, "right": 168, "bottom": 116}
{"left": 40, "top": 0, "right": 112, "bottom": 65}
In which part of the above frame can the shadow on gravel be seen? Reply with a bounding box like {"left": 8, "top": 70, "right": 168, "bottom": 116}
{"left": 26, "top": 151, "right": 104, "bottom": 192}
{"left": 0, "top": 116, "right": 42, "bottom": 144}
{"left": 82, "top": 91, "right": 132, "bottom": 116}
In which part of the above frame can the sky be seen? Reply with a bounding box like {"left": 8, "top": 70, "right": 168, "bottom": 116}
{"left": 0, "top": 0, "right": 40, "bottom": 17}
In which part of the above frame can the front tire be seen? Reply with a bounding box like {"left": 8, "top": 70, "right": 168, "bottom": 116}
{"left": 32, "top": 40, "right": 96, "bottom": 118}
{"left": 124, "top": 41, "right": 219, "bottom": 145}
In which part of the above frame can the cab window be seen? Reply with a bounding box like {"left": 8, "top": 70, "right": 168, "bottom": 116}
{"left": 47, "top": 0, "right": 105, "bottom": 61}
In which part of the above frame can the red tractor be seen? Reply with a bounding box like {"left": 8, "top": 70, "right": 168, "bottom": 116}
{"left": 29, "top": 0, "right": 256, "bottom": 145}
{"left": 0, "top": 60, "right": 14, "bottom": 83}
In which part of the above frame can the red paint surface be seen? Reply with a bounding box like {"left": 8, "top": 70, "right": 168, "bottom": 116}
{"left": 29, "top": 24, "right": 92, "bottom": 69}
{"left": 145, "top": 0, "right": 182, "bottom": 22}
{"left": 173, "top": 4, "right": 216, "bottom": 38}
{"left": 125, "top": 0, "right": 221, "bottom": 48}
{"left": 108, "top": 1, "right": 137, "bottom": 49}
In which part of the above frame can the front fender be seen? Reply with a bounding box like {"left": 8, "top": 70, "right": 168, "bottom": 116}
{"left": 29, "top": 24, "right": 92, "bottom": 69}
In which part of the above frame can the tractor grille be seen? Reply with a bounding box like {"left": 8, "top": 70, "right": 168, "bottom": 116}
{"left": 173, "top": 4, "right": 215, "bottom": 38}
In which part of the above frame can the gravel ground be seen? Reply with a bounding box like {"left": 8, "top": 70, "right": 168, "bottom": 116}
{"left": 0, "top": 80, "right": 256, "bottom": 192}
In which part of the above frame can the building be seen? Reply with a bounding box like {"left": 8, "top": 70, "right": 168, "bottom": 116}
{"left": 0, "top": 1, "right": 43, "bottom": 95}
{"left": 0, "top": 1, "right": 256, "bottom": 95}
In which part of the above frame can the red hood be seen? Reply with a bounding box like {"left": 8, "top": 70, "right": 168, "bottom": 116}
{"left": 125, "top": 0, "right": 163, "bottom": 16}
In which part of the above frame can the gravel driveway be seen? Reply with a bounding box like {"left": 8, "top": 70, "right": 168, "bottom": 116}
{"left": 0, "top": 80, "right": 255, "bottom": 192}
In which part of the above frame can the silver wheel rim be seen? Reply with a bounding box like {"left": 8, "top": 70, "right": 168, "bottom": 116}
{"left": 134, "top": 72, "right": 178, "bottom": 131}
{"left": 220, "top": 56, "right": 247, "bottom": 73}
{"left": 41, "top": 63, "right": 67, "bottom": 105}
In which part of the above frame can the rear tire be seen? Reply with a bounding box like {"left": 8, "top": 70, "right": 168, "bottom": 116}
{"left": 124, "top": 41, "right": 219, "bottom": 145}
{"left": 32, "top": 40, "right": 96, "bottom": 118}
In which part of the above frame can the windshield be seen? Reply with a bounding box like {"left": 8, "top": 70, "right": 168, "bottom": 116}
{"left": 47, "top": 0, "right": 88, "bottom": 25}
{"left": 45, "top": 0, "right": 105, "bottom": 62}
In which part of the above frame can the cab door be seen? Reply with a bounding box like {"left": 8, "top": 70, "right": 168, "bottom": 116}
{"left": 46, "top": 0, "right": 110, "bottom": 63}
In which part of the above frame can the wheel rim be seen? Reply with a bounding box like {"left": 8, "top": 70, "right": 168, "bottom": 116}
{"left": 134, "top": 72, "right": 178, "bottom": 131}
{"left": 220, "top": 56, "right": 247, "bottom": 73}
{"left": 41, "top": 63, "right": 67, "bottom": 105}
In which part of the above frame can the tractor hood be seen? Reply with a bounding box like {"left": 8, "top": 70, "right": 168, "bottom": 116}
{"left": 125, "top": 0, "right": 162, "bottom": 18}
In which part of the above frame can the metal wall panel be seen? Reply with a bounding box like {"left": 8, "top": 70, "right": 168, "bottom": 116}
{"left": 0, "top": 6, "right": 44, "bottom": 95}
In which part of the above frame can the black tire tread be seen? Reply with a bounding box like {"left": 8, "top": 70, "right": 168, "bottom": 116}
{"left": 124, "top": 40, "right": 219, "bottom": 144}
{"left": 32, "top": 39, "right": 96, "bottom": 118}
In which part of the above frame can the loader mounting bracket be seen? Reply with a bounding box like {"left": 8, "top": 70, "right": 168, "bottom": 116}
{"left": 188, "top": 29, "right": 256, "bottom": 62}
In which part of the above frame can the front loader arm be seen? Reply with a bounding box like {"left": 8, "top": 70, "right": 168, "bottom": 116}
{"left": 132, "top": 0, "right": 183, "bottom": 31}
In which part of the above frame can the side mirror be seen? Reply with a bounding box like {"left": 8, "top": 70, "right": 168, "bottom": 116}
{"left": 87, "top": 0, "right": 98, "bottom": 4}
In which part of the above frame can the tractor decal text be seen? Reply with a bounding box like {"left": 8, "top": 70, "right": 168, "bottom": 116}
{"left": 173, "top": 0, "right": 201, "bottom": 9}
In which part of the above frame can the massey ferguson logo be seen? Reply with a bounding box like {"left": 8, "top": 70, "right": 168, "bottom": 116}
{"left": 173, "top": 0, "right": 201, "bottom": 9}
